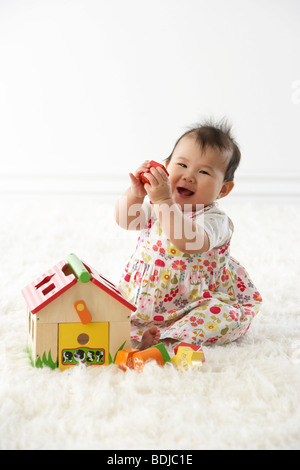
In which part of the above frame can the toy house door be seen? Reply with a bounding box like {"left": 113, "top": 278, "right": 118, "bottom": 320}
{"left": 58, "top": 322, "right": 109, "bottom": 371}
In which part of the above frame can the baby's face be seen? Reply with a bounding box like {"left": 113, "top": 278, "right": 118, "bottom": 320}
{"left": 166, "top": 136, "right": 234, "bottom": 209}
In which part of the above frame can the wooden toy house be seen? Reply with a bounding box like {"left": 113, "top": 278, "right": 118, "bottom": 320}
{"left": 22, "top": 253, "right": 136, "bottom": 371}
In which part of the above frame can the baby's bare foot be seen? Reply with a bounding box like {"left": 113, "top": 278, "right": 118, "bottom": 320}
{"left": 137, "top": 326, "right": 161, "bottom": 351}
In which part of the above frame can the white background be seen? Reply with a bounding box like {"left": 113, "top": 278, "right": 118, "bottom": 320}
{"left": 0, "top": 0, "right": 299, "bottom": 197}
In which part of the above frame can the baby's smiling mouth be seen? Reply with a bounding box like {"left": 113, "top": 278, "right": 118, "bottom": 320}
{"left": 176, "top": 187, "right": 195, "bottom": 197}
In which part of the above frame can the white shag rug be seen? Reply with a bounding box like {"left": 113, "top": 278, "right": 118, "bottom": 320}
{"left": 0, "top": 194, "right": 300, "bottom": 450}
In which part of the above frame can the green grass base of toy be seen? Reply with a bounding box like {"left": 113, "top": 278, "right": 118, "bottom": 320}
{"left": 27, "top": 346, "right": 57, "bottom": 369}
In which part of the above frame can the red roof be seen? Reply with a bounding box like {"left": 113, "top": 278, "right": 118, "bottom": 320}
{"left": 22, "top": 259, "right": 136, "bottom": 314}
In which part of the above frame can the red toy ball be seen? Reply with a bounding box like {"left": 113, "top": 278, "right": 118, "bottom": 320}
{"left": 140, "top": 160, "right": 169, "bottom": 185}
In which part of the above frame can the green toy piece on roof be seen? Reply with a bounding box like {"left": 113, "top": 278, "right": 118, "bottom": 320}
{"left": 66, "top": 253, "right": 91, "bottom": 283}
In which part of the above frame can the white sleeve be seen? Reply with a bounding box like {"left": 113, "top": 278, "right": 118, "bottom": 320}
{"left": 141, "top": 198, "right": 154, "bottom": 226}
{"left": 195, "top": 207, "right": 233, "bottom": 250}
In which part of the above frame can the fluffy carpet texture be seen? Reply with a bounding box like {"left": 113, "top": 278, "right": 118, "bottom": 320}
{"left": 1, "top": 194, "right": 299, "bottom": 450}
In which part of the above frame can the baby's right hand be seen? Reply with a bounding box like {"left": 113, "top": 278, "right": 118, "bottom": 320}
{"left": 129, "top": 160, "right": 151, "bottom": 199}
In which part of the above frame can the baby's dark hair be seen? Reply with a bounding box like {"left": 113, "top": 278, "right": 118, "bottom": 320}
{"left": 166, "top": 119, "right": 241, "bottom": 181}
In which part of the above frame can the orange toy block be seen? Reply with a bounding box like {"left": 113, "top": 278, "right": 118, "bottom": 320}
{"left": 115, "top": 348, "right": 139, "bottom": 370}
{"left": 132, "top": 342, "right": 171, "bottom": 372}
{"left": 140, "top": 160, "right": 169, "bottom": 185}
{"left": 132, "top": 349, "right": 163, "bottom": 372}
{"left": 74, "top": 300, "right": 92, "bottom": 324}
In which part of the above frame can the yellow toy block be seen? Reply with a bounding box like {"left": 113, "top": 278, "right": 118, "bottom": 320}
{"left": 172, "top": 345, "right": 205, "bottom": 370}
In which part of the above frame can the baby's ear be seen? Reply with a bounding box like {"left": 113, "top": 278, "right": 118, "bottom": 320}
{"left": 218, "top": 180, "right": 234, "bottom": 199}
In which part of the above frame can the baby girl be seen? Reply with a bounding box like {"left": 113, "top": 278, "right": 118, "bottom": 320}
{"left": 115, "top": 121, "right": 262, "bottom": 351}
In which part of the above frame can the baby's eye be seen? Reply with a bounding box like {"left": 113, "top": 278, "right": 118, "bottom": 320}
{"left": 178, "top": 163, "right": 187, "bottom": 168}
{"left": 199, "top": 170, "right": 209, "bottom": 175}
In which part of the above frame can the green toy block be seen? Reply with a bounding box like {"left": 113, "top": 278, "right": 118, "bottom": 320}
{"left": 66, "top": 253, "right": 91, "bottom": 283}
{"left": 149, "top": 342, "right": 171, "bottom": 363}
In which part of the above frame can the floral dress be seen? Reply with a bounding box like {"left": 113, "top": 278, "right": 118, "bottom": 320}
{"left": 119, "top": 201, "right": 262, "bottom": 346}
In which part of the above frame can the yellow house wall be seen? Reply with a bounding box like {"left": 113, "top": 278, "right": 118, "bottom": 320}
{"left": 58, "top": 322, "right": 109, "bottom": 370}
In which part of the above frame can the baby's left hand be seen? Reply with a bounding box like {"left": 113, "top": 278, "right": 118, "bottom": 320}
{"left": 144, "top": 166, "right": 172, "bottom": 204}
